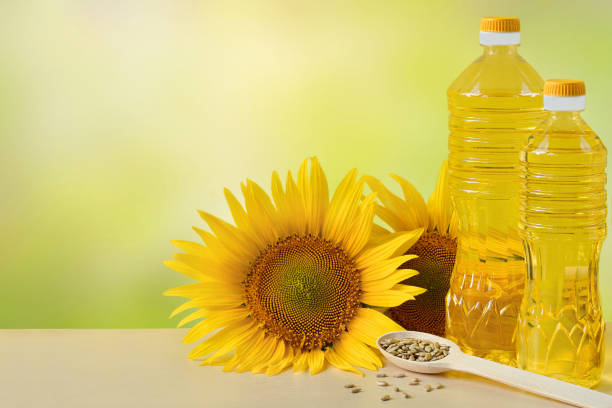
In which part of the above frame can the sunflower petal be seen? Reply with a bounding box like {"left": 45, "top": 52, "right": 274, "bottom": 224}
{"left": 360, "top": 254, "right": 417, "bottom": 282}
{"left": 356, "top": 229, "right": 423, "bottom": 270}
{"left": 322, "top": 168, "right": 360, "bottom": 242}
{"left": 188, "top": 319, "right": 255, "bottom": 359}
{"left": 427, "top": 161, "right": 453, "bottom": 234}
{"left": 292, "top": 350, "right": 309, "bottom": 373}
{"left": 360, "top": 268, "right": 419, "bottom": 293}
{"left": 183, "top": 308, "right": 250, "bottom": 344}
{"left": 325, "top": 348, "right": 364, "bottom": 376}
{"left": 342, "top": 192, "right": 376, "bottom": 258}
{"left": 333, "top": 332, "right": 382, "bottom": 370}
{"left": 347, "top": 308, "right": 404, "bottom": 348}
{"left": 361, "top": 284, "right": 426, "bottom": 307}
{"left": 307, "top": 349, "right": 325, "bottom": 375}
{"left": 389, "top": 173, "right": 429, "bottom": 229}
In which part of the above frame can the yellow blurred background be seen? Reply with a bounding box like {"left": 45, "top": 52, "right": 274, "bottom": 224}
{"left": 1, "top": 1, "right": 610, "bottom": 327}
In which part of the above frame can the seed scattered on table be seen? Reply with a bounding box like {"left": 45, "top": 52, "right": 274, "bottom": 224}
{"left": 435, "top": 383, "right": 444, "bottom": 389}
{"left": 409, "top": 379, "right": 420, "bottom": 386}
{"left": 376, "top": 381, "right": 389, "bottom": 387}
{"left": 376, "top": 373, "right": 387, "bottom": 378}
{"left": 424, "top": 384, "right": 433, "bottom": 392}
{"left": 351, "top": 388, "right": 362, "bottom": 394}
{"left": 379, "top": 337, "right": 450, "bottom": 361}
{"left": 381, "top": 395, "right": 392, "bottom": 401}
{"left": 394, "top": 373, "right": 405, "bottom": 378}
{"left": 344, "top": 384, "right": 355, "bottom": 389}
{"left": 403, "top": 392, "right": 412, "bottom": 399}
{"left": 393, "top": 387, "right": 401, "bottom": 392}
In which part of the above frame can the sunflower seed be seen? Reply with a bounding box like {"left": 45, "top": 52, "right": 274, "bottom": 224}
{"left": 351, "top": 388, "right": 362, "bottom": 394}
{"left": 403, "top": 392, "right": 412, "bottom": 399}
{"left": 344, "top": 384, "right": 355, "bottom": 388}
{"left": 435, "top": 383, "right": 444, "bottom": 389}
{"left": 424, "top": 384, "right": 433, "bottom": 392}
{"left": 394, "top": 373, "right": 405, "bottom": 378}
{"left": 381, "top": 395, "right": 392, "bottom": 401}
{"left": 376, "top": 381, "right": 389, "bottom": 386}
{"left": 376, "top": 373, "right": 387, "bottom": 378}
{"left": 393, "top": 387, "right": 401, "bottom": 392}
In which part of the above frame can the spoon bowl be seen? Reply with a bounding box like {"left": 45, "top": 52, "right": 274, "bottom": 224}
{"left": 376, "top": 330, "right": 462, "bottom": 374}
{"left": 376, "top": 331, "right": 612, "bottom": 408}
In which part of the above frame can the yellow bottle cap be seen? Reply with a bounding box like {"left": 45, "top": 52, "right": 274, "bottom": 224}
{"left": 480, "top": 17, "right": 520, "bottom": 33}
{"left": 543, "top": 79, "right": 586, "bottom": 97}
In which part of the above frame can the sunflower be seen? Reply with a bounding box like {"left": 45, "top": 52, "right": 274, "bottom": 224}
{"left": 364, "top": 161, "right": 457, "bottom": 337}
{"left": 164, "top": 157, "right": 425, "bottom": 376}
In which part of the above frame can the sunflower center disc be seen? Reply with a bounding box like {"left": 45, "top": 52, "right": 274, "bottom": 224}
{"left": 386, "top": 231, "right": 457, "bottom": 336}
{"left": 245, "top": 235, "right": 361, "bottom": 351}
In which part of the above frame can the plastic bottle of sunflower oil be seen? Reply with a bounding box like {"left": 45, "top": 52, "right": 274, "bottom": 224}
{"left": 517, "top": 80, "right": 607, "bottom": 387}
{"left": 445, "top": 17, "right": 545, "bottom": 366}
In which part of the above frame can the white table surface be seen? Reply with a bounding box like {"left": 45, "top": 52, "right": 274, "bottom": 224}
{"left": 1, "top": 329, "right": 611, "bottom": 408}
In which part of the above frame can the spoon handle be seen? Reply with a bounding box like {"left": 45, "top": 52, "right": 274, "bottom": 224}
{"left": 455, "top": 355, "right": 612, "bottom": 408}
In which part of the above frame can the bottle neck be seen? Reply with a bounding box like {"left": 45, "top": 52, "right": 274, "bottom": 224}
{"left": 481, "top": 44, "right": 519, "bottom": 56}
{"left": 549, "top": 111, "right": 583, "bottom": 121}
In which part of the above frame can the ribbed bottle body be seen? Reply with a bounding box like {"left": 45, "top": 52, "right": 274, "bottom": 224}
{"left": 517, "top": 112, "right": 607, "bottom": 387}
{"left": 445, "top": 45, "right": 544, "bottom": 365}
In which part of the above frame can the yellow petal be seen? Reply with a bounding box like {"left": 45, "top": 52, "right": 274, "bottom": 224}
{"left": 333, "top": 332, "right": 382, "bottom": 370}
{"left": 253, "top": 339, "right": 286, "bottom": 374}
{"left": 323, "top": 169, "right": 362, "bottom": 243}
{"left": 308, "top": 349, "right": 325, "bottom": 375}
{"left": 169, "top": 298, "right": 206, "bottom": 318}
{"left": 324, "top": 348, "right": 364, "bottom": 376}
{"left": 170, "top": 240, "right": 207, "bottom": 256}
{"left": 163, "top": 283, "right": 207, "bottom": 299}
{"left": 241, "top": 179, "right": 279, "bottom": 246}
{"left": 360, "top": 254, "right": 417, "bottom": 282}
{"left": 177, "top": 309, "right": 208, "bottom": 328}
{"left": 265, "top": 346, "right": 295, "bottom": 376}
{"left": 389, "top": 173, "right": 429, "bottom": 229}
{"left": 341, "top": 192, "right": 376, "bottom": 258}
{"left": 183, "top": 308, "right": 250, "bottom": 344}
{"left": 203, "top": 325, "right": 264, "bottom": 365}
{"left": 347, "top": 308, "right": 404, "bottom": 348}
{"left": 292, "top": 350, "right": 309, "bottom": 373}
{"left": 188, "top": 319, "right": 255, "bottom": 359}
{"left": 197, "top": 210, "right": 258, "bottom": 261}
{"left": 356, "top": 229, "right": 423, "bottom": 270}
{"left": 163, "top": 259, "right": 210, "bottom": 282}
{"left": 364, "top": 175, "right": 417, "bottom": 232}
{"left": 361, "top": 284, "right": 426, "bottom": 307}
{"left": 303, "top": 157, "right": 329, "bottom": 235}
{"left": 427, "top": 161, "right": 452, "bottom": 234}
{"left": 224, "top": 188, "right": 253, "bottom": 235}
{"left": 361, "top": 268, "right": 419, "bottom": 293}
{"left": 171, "top": 253, "right": 243, "bottom": 283}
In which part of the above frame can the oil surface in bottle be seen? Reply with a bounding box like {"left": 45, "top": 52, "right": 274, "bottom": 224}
{"left": 517, "top": 86, "right": 607, "bottom": 387}
{"left": 446, "top": 35, "right": 544, "bottom": 365}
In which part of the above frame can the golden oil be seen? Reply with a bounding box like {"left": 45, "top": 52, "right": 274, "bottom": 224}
{"left": 517, "top": 79, "right": 607, "bottom": 387}
{"left": 445, "top": 17, "right": 545, "bottom": 365}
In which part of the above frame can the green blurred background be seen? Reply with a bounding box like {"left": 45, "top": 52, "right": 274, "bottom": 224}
{"left": 1, "top": 0, "right": 610, "bottom": 328}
